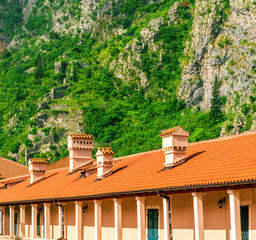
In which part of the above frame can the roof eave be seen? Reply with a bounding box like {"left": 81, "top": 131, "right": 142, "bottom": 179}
{"left": 1, "top": 180, "right": 256, "bottom": 206}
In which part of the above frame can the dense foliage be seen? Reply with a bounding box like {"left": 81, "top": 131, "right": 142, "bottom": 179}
{"left": 0, "top": 0, "right": 22, "bottom": 38}
{"left": 1, "top": 0, "right": 253, "bottom": 164}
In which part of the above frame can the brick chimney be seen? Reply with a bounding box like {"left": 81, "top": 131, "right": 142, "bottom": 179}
{"left": 160, "top": 126, "right": 190, "bottom": 167}
{"left": 96, "top": 147, "right": 114, "bottom": 180}
{"left": 28, "top": 158, "right": 47, "bottom": 184}
{"left": 68, "top": 133, "right": 94, "bottom": 172}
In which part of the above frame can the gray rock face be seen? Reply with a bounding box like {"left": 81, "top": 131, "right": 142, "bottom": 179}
{"left": 21, "top": 0, "right": 38, "bottom": 20}
{"left": 110, "top": 17, "right": 164, "bottom": 86}
{"left": 179, "top": 0, "right": 256, "bottom": 110}
{"left": 168, "top": 2, "right": 180, "bottom": 24}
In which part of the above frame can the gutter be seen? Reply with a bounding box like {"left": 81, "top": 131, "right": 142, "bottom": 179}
{"left": 158, "top": 191, "right": 172, "bottom": 240}
{"left": 54, "top": 200, "right": 64, "bottom": 240}
{"left": 1, "top": 180, "right": 256, "bottom": 206}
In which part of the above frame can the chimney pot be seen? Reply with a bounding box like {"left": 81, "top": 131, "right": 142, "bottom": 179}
{"left": 28, "top": 158, "right": 47, "bottom": 184}
{"left": 68, "top": 133, "right": 94, "bottom": 172}
{"left": 96, "top": 147, "right": 114, "bottom": 179}
{"left": 160, "top": 126, "right": 190, "bottom": 167}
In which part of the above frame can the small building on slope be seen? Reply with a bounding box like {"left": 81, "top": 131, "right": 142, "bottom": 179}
{"left": 0, "top": 127, "right": 255, "bottom": 240}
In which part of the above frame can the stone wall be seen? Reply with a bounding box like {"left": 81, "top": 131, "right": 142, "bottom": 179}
{"left": 25, "top": 134, "right": 55, "bottom": 163}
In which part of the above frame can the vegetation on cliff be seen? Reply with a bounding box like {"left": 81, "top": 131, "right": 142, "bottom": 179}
{"left": 0, "top": 0, "right": 255, "bottom": 163}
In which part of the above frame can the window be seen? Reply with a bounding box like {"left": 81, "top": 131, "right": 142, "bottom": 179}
{"left": 147, "top": 209, "right": 158, "bottom": 240}
{"left": 37, "top": 212, "right": 41, "bottom": 236}
{"left": 241, "top": 205, "right": 249, "bottom": 240}
{"left": 14, "top": 213, "right": 18, "bottom": 236}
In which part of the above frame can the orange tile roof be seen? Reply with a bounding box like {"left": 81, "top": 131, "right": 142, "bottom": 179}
{"left": 47, "top": 157, "right": 69, "bottom": 170}
{"left": 0, "top": 131, "right": 256, "bottom": 204}
{"left": 160, "top": 126, "right": 181, "bottom": 137}
{"left": 69, "top": 134, "right": 94, "bottom": 140}
{"left": 29, "top": 158, "right": 47, "bottom": 164}
{"left": 0, "top": 175, "right": 29, "bottom": 184}
{"left": 98, "top": 147, "right": 114, "bottom": 155}
{"left": 0, "top": 157, "right": 29, "bottom": 179}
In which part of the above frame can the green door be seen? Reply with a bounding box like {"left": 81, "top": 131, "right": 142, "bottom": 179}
{"left": 14, "top": 213, "right": 18, "bottom": 236}
{"left": 147, "top": 209, "right": 158, "bottom": 240}
{"left": 37, "top": 212, "right": 40, "bottom": 237}
{"left": 241, "top": 205, "right": 249, "bottom": 240}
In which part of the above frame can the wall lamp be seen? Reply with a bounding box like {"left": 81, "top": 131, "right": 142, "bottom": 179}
{"left": 82, "top": 205, "right": 88, "bottom": 213}
{"left": 218, "top": 198, "right": 226, "bottom": 209}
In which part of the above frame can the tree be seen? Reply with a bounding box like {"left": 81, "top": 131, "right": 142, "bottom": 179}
{"left": 34, "top": 54, "right": 44, "bottom": 84}
{"left": 210, "top": 77, "right": 224, "bottom": 123}
{"left": 72, "top": 64, "right": 78, "bottom": 82}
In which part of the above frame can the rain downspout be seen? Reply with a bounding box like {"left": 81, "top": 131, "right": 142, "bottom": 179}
{"left": 54, "top": 201, "right": 64, "bottom": 240}
{"left": 158, "top": 191, "right": 172, "bottom": 240}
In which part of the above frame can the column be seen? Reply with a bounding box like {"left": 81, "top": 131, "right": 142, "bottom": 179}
{"left": 19, "top": 205, "right": 26, "bottom": 237}
{"left": 0, "top": 206, "right": 4, "bottom": 235}
{"left": 44, "top": 203, "right": 51, "bottom": 239}
{"left": 94, "top": 200, "right": 102, "bottom": 240}
{"left": 75, "top": 201, "right": 83, "bottom": 240}
{"left": 163, "top": 197, "right": 170, "bottom": 240}
{"left": 113, "top": 199, "right": 122, "bottom": 240}
{"left": 0, "top": 206, "right": 6, "bottom": 235}
{"left": 228, "top": 190, "right": 241, "bottom": 240}
{"left": 9, "top": 206, "right": 15, "bottom": 236}
{"left": 192, "top": 192, "right": 204, "bottom": 240}
{"left": 136, "top": 197, "right": 146, "bottom": 240}
{"left": 31, "top": 204, "right": 38, "bottom": 238}
{"left": 58, "top": 205, "right": 63, "bottom": 239}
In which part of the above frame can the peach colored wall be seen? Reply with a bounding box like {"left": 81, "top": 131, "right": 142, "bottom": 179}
{"left": 4, "top": 207, "right": 9, "bottom": 236}
{"left": 203, "top": 190, "right": 230, "bottom": 240}
{"left": 25, "top": 205, "right": 31, "bottom": 237}
{"left": 102, "top": 199, "right": 115, "bottom": 240}
{"left": 171, "top": 193, "right": 194, "bottom": 240}
{"left": 50, "top": 204, "right": 59, "bottom": 239}
{"left": 122, "top": 197, "right": 138, "bottom": 240}
{"left": 83, "top": 201, "right": 95, "bottom": 239}
{"left": 65, "top": 202, "right": 76, "bottom": 240}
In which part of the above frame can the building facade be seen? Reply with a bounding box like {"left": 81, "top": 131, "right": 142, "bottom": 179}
{"left": 0, "top": 128, "right": 255, "bottom": 240}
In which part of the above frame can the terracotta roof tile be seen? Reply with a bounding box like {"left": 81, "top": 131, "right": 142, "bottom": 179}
{"left": 0, "top": 131, "right": 256, "bottom": 204}
{"left": 0, "top": 157, "right": 29, "bottom": 179}
{"left": 69, "top": 134, "right": 94, "bottom": 140}
{"left": 29, "top": 158, "right": 47, "bottom": 164}
{"left": 160, "top": 126, "right": 180, "bottom": 137}
{"left": 47, "top": 157, "right": 69, "bottom": 170}
{"left": 98, "top": 147, "right": 114, "bottom": 155}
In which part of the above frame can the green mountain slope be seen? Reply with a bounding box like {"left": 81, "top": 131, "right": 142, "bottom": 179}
{"left": 0, "top": 0, "right": 255, "bottom": 163}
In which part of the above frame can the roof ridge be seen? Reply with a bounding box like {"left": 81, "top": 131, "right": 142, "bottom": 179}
{"left": 113, "top": 149, "right": 162, "bottom": 161}
{"left": 0, "top": 156, "right": 28, "bottom": 169}
{"left": 189, "top": 130, "right": 256, "bottom": 145}
{"left": 0, "top": 174, "right": 30, "bottom": 183}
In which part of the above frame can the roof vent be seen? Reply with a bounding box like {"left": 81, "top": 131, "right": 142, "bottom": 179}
{"left": 28, "top": 158, "right": 47, "bottom": 184}
{"left": 96, "top": 147, "right": 114, "bottom": 180}
{"left": 68, "top": 133, "right": 94, "bottom": 172}
{"left": 160, "top": 126, "right": 190, "bottom": 167}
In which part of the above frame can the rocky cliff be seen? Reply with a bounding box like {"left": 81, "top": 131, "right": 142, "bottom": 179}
{"left": 179, "top": 0, "right": 256, "bottom": 109}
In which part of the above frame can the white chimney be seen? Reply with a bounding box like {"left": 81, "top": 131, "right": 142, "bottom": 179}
{"left": 96, "top": 147, "right": 114, "bottom": 180}
{"left": 68, "top": 133, "right": 94, "bottom": 172}
{"left": 28, "top": 158, "right": 47, "bottom": 184}
{"left": 160, "top": 126, "right": 190, "bottom": 167}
